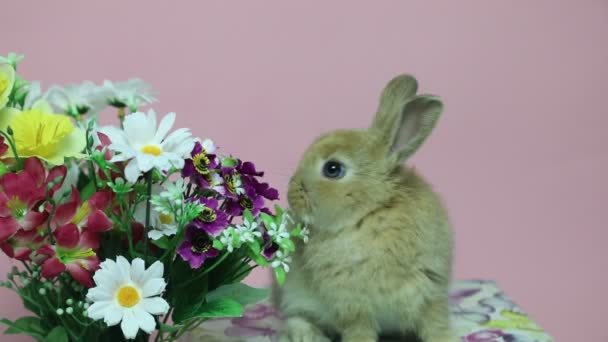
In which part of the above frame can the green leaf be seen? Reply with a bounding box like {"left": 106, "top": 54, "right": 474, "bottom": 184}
{"left": 247, "top": 247, "right": 269, "bottom": 267}
{"left": 79, "top": 180, "right": 96, "bottom": 201}
{"left": 195, "top": 298, "right": 243, "bottom": 319}
{"left": 45, "top": 326, "right": 68, "bottom": 342}
{"left": 243, "top": 209, "right": 254, "bottom": 224}
{"left": 274, "top": 204, "right": 284, "bottom": 218}
{"left": 279, "top": 238, "right": 295, "bottom": 253}
{"left": 221, "top": 157, "right": 238, "bottom": 167}
{"left": 0, "top": 317, "right": 45, "bottom": 342}
{"left": 248, "top": 241, "right": 261, "bottom": 256}
{"left": 289, "top": 225, "right": 302, "bottom": 237}
{"left": 206, "top": 283, "right": 270, "bottom": 306}
{"left": 152, "top": 236, "right": 171, "bottom": 249}
{"left": 259, "top": 213, "right": 274, "bottom": 229}
{"left": 212, "top": 239, "right": 224, "bottom": 251}
{"left": 274, "top": 267, "right": 286, "bottom": 286}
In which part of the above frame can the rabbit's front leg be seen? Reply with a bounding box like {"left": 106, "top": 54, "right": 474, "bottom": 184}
{"left": 278, "top": 316, "right": 331, "bottom": 342}
{"left": 415, "top": 297, "right": 457, "bottom": 342}
{"left": 336, "top": 314, "right": 378, "bottom": 342}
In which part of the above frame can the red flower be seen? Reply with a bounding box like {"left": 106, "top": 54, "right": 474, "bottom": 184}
{"left": 0, "top": 158, "right": 66, "bottom": 241}
{"left": 39, "top": 224, "right": 100, "bottom": 288}
{"left": 52, "top": 187, "right": 113, "bottom": 233}
{"left": 0, "top": 136, "right": 8, "bottom": 157}
{"left": 0, "top": 226, "right": 47, "bottom": 261}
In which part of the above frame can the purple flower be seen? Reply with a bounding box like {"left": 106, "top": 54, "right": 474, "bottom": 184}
{"left": 177, "top": 225, "right": 220, "bottom": 269}
{"left": 261, "top": 230, "right": 279, "bottom": 260}
{"left": 248, "top": 176, "right": 279, "bottom": 201}
{"left": 182, "top": 140, "right": 219, "bottom": 188}
{"left": 189, "top": 197, "right": 229, "bottom": 237}
{"left": 237, "top": 160, "right": 264, "bottom": 177}
{"left": 225, "top": 183, "right": 265, "bottom": 217}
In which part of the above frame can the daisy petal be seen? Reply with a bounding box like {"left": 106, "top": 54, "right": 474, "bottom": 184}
{"left": 142, "top": 261, "right": 164, "bottom": 283}
{"left": 140, "top": 297, "right": 170, "bottom": 315}
{"left": 124, "top": 160, "right": 141, "bottom": 183}
{"left": 154, "top": 111, "right": 175, "bottom": 143}
{"left": 142, "top": 278, "right": 166, "bottom": 298}
{"left": 120, "top": 310, "right": 139, "bottom": 339}
{"left": 130, "top": 258, "right": 145, "bottom": 286}
{"left": 104, "top": 304, "right": 124, "bottom": 326}
{"left": 133, "top": 307, "right": 156, "bottom": 334}
{"left": 87, "top": 301, "right": 113, "bottom": 320}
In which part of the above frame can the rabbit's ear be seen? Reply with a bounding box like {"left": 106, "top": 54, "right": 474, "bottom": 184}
{"left": 371, "top": 74, "right": 418, "bottom": 134}
{"left": 385, "top": 95, "right": 443, "bottom": 163}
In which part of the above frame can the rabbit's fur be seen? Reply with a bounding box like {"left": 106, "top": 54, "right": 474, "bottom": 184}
{"left": 273, "top": 75, "right": 455, "bottom": 342}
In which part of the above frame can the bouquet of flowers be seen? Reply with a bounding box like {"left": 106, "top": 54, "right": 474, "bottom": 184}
{"left": 0, "top": 53, "right": 307, "bottom": 342}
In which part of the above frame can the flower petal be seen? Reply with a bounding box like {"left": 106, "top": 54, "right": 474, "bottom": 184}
{"left": 124, "top": 160, "right": 141, "bottom": 183}
{"left": 23, "top": 158, "right": 45, "bottom": 186}
{"left": 141, "top": 278, "right": 166, "bottom": 298}
{"left": 21, "top": 211, "right": 48, "bottom": 230}
{"left": 53, "top": 223, "right": 80, "bottom": 248}
{"left": 130, "top": 258, "right": 146, "bottom": 286}
{"left": 140, "top": 297, "right": 170, "bottom": 315}
{"left": 86, "top": 210, "right": 113, "bottom": 232}
{"left": 142, "top": 260, "right": 164, "bottom": 284}
{"left": 46, "top": 128, "right": 87, "bottom": 165}
{"left": 103, "top": 304, "right": 124, "bottom": 327}
{"left": 116, "top": 255, "right": 133, "bottom": 282}
{"left": 87, "top": 300, "right": 113, "bottom": 320}
{"left": 0, "top": 217, "right": 19, "bottom": 241}
{"left": 41, "top": 257, "right": 67, "bottom": 278}
{"left": 133, "top": 307, "right": 156, "bottom": 334}
{"left": 67, "top": 263, "right": 95, "bottom": 288}
{"left": 86, "top": 287, "right": 113, "bottom": 302}
{"left": 120, "top": 310, "right": 139, "bottom": 339}
{"left": 154, "top": 112, "right": 175, "bottom": 143}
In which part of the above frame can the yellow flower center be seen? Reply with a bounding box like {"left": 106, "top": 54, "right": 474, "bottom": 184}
{"left": 72, "top": 202, "right": 91, "bottom": 225}
{"left": 116, "top": 285, "right": 140, "bottom": 308}
{"left": 159, "top": 213, "right": 173, "bottom": 225}
{"left": 193, "top": 152, "right": 210, "bottom": 175}
{"left": 141, "top": 145, "right": 162, "bottom": 156}
{"left": 9, "top": 109, "right": 74, "bottom": 159}
{"left": 6, "top": 196, "right": 26, "bottom": 219}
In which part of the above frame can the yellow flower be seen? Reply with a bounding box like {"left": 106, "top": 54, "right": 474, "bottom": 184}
{"left": 0, "top": 100, "right": 86, "bottom": 164}
{"left": 0, "top": 64, "right": 15, "bottom": 110}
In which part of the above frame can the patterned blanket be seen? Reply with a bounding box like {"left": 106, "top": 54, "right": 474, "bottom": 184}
{"left": 185, "top": 280, "right": 553, "bottom": 342}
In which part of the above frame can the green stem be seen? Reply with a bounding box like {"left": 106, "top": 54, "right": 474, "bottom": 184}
{"left": 46, "top": 202, "right": 57, "bottom": 244}
{"left": 144, "top": 172, "right": 153, "bottom": 261}
{"left": 177, "top": 252, "right": 229, "bottom": 289}
{"left": 0, "top": 131, "right": 22, "bottom": 170}
{"left": 121, "top": 201, "right": 135, "bottom": 259}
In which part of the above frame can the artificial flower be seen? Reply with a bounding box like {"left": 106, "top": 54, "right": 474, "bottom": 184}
{"left": 182, "top": 139, "right": 219, "bottom": 188}
{"left": 0, "top": 63, "right": 15, "bottom": 109}
{"left": 100, "top": 110, "right": 195, "bottom": 183}
{"left": 300, "top": 226, "right": 310, "bottom": 243}
{"left": 86, "top": 257, "right": 170, "bottom": 339}
{"left": 266, "top": 218, "right": 289, "bottom": 244}
{"left": 0, "top": 226, "right": 47, "bottom": 261}
{"left": 225, "top": 183, "right": 265, "bottom": 217}
{"left": 0, "top": 53, "right": 24, "bottom": 70}
{"left": 136, "top": 186, "right": 178, "bottom": 240}
{"left": 38, "top": 223, "right": 101, "bottom": 287}
{"left": 271, "top": 250, "right": 292, "bottom": 273}
{"left": 51, "top": 187, "right": 113, "bottom": 233}
{"left": 177, "top": 224, "right": 220, "bottom": 269}
{"left": 0, "top": 158, "right": 66, "bottom": 241}
{"left": 103, "top": 79, "right": 157, "bottom": 112}
{"left": 20, "top": 81, "right": 43, "bottom": 109}
{"left": 219, "top": 228, "right": 237, "bottom": 253}
{"left": 0, "top": 136, "right": 8, "bottom": 157}
{"left": 261, "top": 231, "right": 279, "bottom": 260}
{"left": 221, "top": 168, "right": 245, "bottom": 199}
{"left": 0, "top": 100, "right": 86, "bottom": 164}
{"left": 235, "top": 216, "right": 262, "bottom": 244}
{"left": 188, "top": 197, "right": 229, "bottom": 237}
{"left": 46, "top": 81, "right": 109, "bottom": 116}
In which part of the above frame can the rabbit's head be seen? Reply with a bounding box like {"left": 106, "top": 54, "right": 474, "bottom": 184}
{"left": 287, "top": 74, "right": 443, "bottom": 232}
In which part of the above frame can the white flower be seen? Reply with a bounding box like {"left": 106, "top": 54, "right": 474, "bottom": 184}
{"left": 86, "top": 257, "right": 170, "bottom": 339}
{"left": 235, "top": 219, "right": 262, "bottom": 244}
{"left": 300, "top": 227, "right": 310, "bottom": 243}
{"left": 271, "top": 251, "right": 292, "bottom": 273}
{"left": 160, "top": 178, "right": 186, "bottom": 205}
{"left": 136, "top": 185, "right": 178, "bottom": 240}
{"left": 219, "top": 228, "right": 237, "bottom": 253}
{"left": 100, "top": 109, "right": 195, "bottom": 183}
{"left": 209, "top": 172, "right": 225, "bottom": 194}
{"left": 46, "top": 81, "right": 109, "bottom": 115}
{"left": 201, "top": 138, "right": 217, "bottom": 154}
{"left": 267, "top": 220, "right": 289, "bottom": 243}
{"left": 104, "top": 79, "right": 157, "bottom": 111}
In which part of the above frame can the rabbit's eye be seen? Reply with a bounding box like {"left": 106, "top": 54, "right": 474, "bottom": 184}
{"left": 322, "top": 160, "right": 345, "bottom": 179}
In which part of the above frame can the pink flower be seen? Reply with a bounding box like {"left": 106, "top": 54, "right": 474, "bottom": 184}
{"left": 51, "top": 187, "right": 113, "bottom": 233}
{"left": 0, "top": 158, "right": 66, "bottom": 241}
{"left": 39, "top": 223, "right": 100, "bottom": 288}
{"left": 0, "top": 227, "right": 47, "bottom": 261}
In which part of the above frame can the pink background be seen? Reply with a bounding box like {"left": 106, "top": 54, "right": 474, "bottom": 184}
{"left": 1, "top": 1, "right": 607, "bottom": 341}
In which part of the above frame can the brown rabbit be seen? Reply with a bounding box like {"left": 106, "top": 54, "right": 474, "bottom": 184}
{"left": 274, "top": 74, "right": 454, "bottom": 342}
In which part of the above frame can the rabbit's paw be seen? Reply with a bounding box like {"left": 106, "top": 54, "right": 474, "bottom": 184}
{"left": 278, "top": 317, "right": 331, "bottom": 342}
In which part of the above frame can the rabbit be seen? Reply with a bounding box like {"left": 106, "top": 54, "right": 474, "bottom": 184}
{"left": 273, "top": 74, "right": 455, "bottom": 342}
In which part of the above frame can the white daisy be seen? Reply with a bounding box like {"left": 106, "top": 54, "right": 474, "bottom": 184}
{"left": 46, "top": 81, "right": 109, "bottom": 115}
{"left": 271, "top": 250, "right": 292, "bottom": 273}
{"left": 103, "top": 79, "right": 157, "bottom": 112}
{"left": 135, "top": 185, "right": 179, "bottom": 240}
{"left": 99, "top": 109, "right": 195, "bottom": 183}
{"left": 86, "top": 257, "right": 170, "bottom": 339}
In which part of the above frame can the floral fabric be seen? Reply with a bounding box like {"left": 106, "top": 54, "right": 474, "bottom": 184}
{"left": 185, "top": 280, "right": 553, "bottom": 342}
